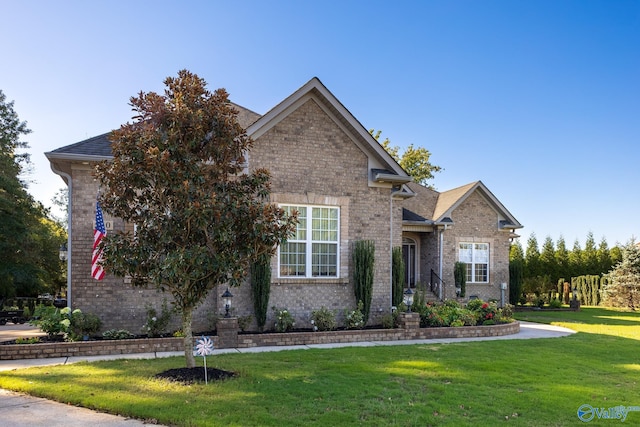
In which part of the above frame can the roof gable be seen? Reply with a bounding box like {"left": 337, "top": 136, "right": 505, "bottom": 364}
{"left": 247, "top": 77, "right": 409, "bottom": 182}
{"left": 433, "top": 181, "right": 522, "bottom": 229}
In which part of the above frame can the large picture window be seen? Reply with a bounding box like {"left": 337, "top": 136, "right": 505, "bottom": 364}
{"left": 279, "top": 205, "right": 339, "bottom": 278}
{"left": 458, "top": 242, "right": 489, "bottom": 283}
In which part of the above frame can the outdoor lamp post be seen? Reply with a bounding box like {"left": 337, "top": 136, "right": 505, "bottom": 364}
{"left": 222, "top": 288, "right": 233, "bottom": 318}
{"left": 403, "top": 287, "right": 414, "bottom": 313}
{"left": 59, "top": 243, "right": 68, "bottom": 261}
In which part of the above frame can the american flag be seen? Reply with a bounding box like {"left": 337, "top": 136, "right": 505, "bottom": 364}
{"left": 92, "top": 201, "right": 106, "bottom": 280}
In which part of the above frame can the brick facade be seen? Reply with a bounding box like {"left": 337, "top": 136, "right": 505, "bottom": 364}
{"left": 444, "top": 191, "right": 511, "bottom": 302}
{"left": 50, "top": 78, "right": 520, "bottom": 336}
{"left": 402, "top": 185, "right": 514, "bottom": 304}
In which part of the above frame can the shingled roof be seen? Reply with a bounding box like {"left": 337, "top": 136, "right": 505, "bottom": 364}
{"left": 46, "top": 102, "right": 261, "bottom": 160}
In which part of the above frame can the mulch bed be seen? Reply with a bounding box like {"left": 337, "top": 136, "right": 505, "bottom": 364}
{"left": 155, "top": 367, "right": 236, "bottom": 384}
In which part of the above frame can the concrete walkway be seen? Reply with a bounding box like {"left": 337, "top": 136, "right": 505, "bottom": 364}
{"left": 0, "top": 321, "right": 575, "bottom": 426}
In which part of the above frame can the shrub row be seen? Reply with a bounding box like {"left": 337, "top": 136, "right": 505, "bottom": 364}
{"left": 413, "top": 298, "right": 513, "bottom": 328}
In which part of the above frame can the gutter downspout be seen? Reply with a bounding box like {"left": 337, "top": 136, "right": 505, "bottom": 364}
{"left": 390, "top": 191, "right": 394, "bottom": 310}
{"left": 50, "top": 165, "right": 72, "bottom": 310}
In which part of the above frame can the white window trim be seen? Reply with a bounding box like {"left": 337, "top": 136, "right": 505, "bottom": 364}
{"left": 278, "top": 204, "right": 340, "bottom": 279}
{"left": 459, "top": 242, "right": 490, "bottom": 284}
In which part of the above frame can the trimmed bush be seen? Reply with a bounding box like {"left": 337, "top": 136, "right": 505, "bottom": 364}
{"left": 454, "top": 262, "right": 467, "bottom": 297}
{"left": 353, "top": 240, "right": 375, "bottom": 324}
{"left": 251, "top": 253, "right": 271, "bottom": 331}
{"left": 311, "top": 307, "right": 337, "bottom": 331}
{"left": 272, "top": 307, "right": 295, "bottom": 332}
{"left": 344, "top": 301, "right": 365, "bottom": 329}
{"left": 392, "top": 246, "right": 405, "bottom": 307}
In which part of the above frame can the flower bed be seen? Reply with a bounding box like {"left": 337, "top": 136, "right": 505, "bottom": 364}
{"left": 0, "top": 321, "right": 519, "bottom": 361}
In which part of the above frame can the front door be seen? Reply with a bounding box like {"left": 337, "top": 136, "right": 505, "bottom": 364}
{"left": 402, "top": 237, "right": 417, "bottom": 288}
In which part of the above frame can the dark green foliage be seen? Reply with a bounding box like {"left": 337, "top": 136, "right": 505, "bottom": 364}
{"left": 602, "top": 241, "right": 640, "bottom": 310}
{"left": 518, "top": 233, "right": 624, "bottom": 304}
{"left": 0, "top": 90, "right": 66, "bottom": 299}
{"left": 352, "top": 240, "right": 375, "bottom": 324}
{"left": 571, "top": 275, "right": 603, "bottom": 306}
{"left": 524, "top": 234, "right": 541, "bottom": 278}
{"left": 94, "top": 71, "right": 298, "bottom": 367}
{"left": 102, "top": 329, "right": 134, "bottom": 340}
{"left": 509, "top": 260, "right": 524, "bottom": 304}
{"left": 454, "top": 261, "right": 467, "bottom": 297}
{"left": 251, "top": 253, "right": 271, "bottom": 331}
{"left": 391, "top": 246, "right": 404, "bottom": 307}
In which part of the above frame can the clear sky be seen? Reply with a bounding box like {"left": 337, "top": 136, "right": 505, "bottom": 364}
{"left": 2, "top": 0, "right": 638, "bottom": 249}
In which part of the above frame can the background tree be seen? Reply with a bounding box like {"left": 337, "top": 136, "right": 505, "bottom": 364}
{"left": 569, "top": 239, "right": 583, "bottom": 279}
{"left": 540, "top": 236, "right": 558, "bottom": 285}
{"left": 597, "top": 237, "right": 612, "bottom": 275}
{"left": 582, "top": 232, "right": 599, "bottom": 275}
{"left": 523, "top": 234, "right": 542, "bottom": 294}
{"left": 95, "top": 70, "right": 297, "bottom": 368}
{"left": 509, "top": 240, "right": 525, "bottom": 304}
{"left": 369, "top": 130, "right": 442, "bottom": 189}
{"left": 610, "top": 245, "right": 623, "bottom": 268}
{"left": 555, "top": 236, "right": 570, "bottom": 281}
{"left": 602, "top": 240, "right": 640, "bottom": 310}
{"left": 0, "top": 90, "right": 66, "bottom": 300}
{"left": 51, "top": 187, "right": 69, "bottom": 228}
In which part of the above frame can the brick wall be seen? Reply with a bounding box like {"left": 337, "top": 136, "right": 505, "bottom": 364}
{"left": 68, "top": 167, "right": 217, "bottom": 334}
{"left": 247, "top": 97, "right": 398, "bottom": 328}
{"left": 66, "top": 96, "right": 400, "bottom": 333}
{"left": 0, "top": 322, "right": 520, "bottom": 360}
{"left": 442, "top": 191, "right": 511, "bottom": 302}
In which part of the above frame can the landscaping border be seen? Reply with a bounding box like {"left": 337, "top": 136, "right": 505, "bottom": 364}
{"left": 0, "top": 322, "right": 519, "bottom": 361}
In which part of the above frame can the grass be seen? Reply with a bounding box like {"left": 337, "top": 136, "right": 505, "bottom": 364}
{"left": 0, "top": 307, "right": 638, "bottom": 426}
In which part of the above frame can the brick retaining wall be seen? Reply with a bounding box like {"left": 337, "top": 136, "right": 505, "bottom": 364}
{"left": 0, "top": 322, "right": 519, "bottom": 360}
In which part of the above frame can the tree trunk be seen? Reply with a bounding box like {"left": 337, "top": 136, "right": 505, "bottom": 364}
{"left": 182, "top": 306, "right": 195, "bottom": 368}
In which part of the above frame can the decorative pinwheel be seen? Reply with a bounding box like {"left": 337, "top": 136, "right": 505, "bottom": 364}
{"left": 194, "top": 336, "right": 214, "bottom": 357}
{"left": 194, "top": 336, "right": 215, "bottom": 384}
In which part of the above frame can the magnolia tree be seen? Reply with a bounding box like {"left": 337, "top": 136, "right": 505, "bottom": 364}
{"left": 95, "top": 70, "right": 297, "bottom": 367}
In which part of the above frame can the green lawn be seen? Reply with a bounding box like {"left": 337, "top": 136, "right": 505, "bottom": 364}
{"left": 1, "top": 307, "right": 639, "bottom": 426}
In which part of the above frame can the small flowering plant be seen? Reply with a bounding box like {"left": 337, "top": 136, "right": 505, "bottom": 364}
{"left": 272, "top": 306, "right": 295, "bottom": 332}
{"left": 344, "top": 301, "right": 365, "bottom": 329}
{"left": 142, "top": 299, "right": 173, "bottom": 337}
{"left": 467, "top": 300, "right": 499, "bottom": 325}
{"left": 310, "top": 306, "right": 337, "bottom": 331}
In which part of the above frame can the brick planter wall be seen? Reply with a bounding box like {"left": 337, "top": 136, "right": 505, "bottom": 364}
{"left": 0, "top": 322, "right": 519, "bottom": 361}
{"left": 0, "top": 338, "right": 183, "bottom": 360}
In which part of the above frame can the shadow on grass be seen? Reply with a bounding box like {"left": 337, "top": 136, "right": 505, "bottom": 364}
{"left": 515, "top": 306, "right": 640, "bottom": 326}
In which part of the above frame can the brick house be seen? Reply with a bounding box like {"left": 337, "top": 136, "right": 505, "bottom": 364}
{"left": 46, "top": 77, "right": 521, "bottom": 333}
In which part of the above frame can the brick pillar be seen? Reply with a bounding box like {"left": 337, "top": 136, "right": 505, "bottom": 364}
{"left": 397, "top": 312, "right": 420, "bottom": 330}
{"left": 217, "top": 317, "right": 238, "bottom": 348}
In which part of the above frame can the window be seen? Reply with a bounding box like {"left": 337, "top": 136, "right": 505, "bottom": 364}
{"left": 458, "top": 242, "right": 489, "bottom": 283}
{"left": 279, "top": 205, "right": 339, "bottom": 278}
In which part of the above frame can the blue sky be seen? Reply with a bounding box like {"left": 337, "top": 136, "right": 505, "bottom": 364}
{"left": 2, "top": 0, "right": 638, "bottom": 248}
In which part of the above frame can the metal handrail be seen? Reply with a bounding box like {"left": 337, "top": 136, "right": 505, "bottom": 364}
{"left": 430, "top": 269, "right": 444, "bottom": 301}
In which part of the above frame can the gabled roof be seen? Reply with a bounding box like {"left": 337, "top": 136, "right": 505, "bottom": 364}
{"left": 46, "top": 79, "right": 409, "bottom": 185}
{"left": 433, "top": 181, "right": 522, "bottom": 229}
{"left": 45, "top": 102, "right": 260, "bottom": 163}
{"left": 247, "top": 77, "right": 409, "bottom": 182}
